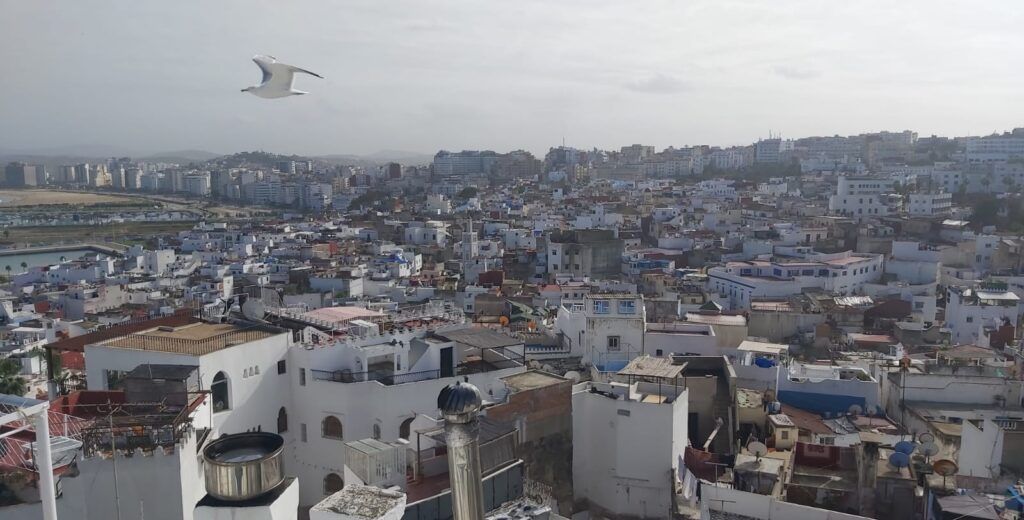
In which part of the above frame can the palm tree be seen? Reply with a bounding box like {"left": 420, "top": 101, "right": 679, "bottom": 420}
{"left": 19, "top": 261, "right": 27, "bottom": 272}
{"left": 0, "top": 359, "right": 27, "bottom": 396}
{"left": 59, "top": 255, "right": 66, "bottom": 263}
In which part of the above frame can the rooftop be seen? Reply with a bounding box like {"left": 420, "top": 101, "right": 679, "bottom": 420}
{"left": 434, "top": 327, "right": 523, "bottom": 350}
{"left": 312, "top": 484, "right": 405, "bottom": 518}
{"left": 501, "top": 370, "right": 568, "bottom": 392}
{"left": 618, "top": 355, "right": 687, "bottom": 380}
{"left": 100, "top": 322, "right": 281, "bottom": 356}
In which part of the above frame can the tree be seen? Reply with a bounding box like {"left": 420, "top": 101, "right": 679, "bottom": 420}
{"left": 1, "top": 229, "right": 7, "bottom": 239}
{"left": 456, "top": 187, "right": 479, "bottom": 200}
{"left": 0, "top": 359, "right": 27, "bottom": 396}
{"left": 19, "top": 261, "right": 27, "bottom": 271}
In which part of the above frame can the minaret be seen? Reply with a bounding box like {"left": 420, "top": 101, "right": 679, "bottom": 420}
{"left": 461, "top": 219, "right": 478, "bottom": 263}
{"left": 437, "top": 381, "right": 486, "bottom": 520}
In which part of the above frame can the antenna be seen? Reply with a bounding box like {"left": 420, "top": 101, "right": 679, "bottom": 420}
{"left": 920, "top": 441, "right": 939, "bottom": 459}
{"left": 894, "top": 440, "right": 917, "bottom": 455}
{"left": 748, "top": 441, "right": 768, "bottom": 463}
{"left": 241, "top": 298, "right": 267, "bottom": 322}
{"left": 917, "top": 432, "right": 935, "bottom": 444}
{"left": 888, "top": 452, "right": 910, "bottom": 474}
{"left": 932, "top": 459, "right": 958, "bottom": 490}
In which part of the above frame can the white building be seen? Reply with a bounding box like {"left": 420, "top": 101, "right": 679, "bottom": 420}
{"left": 945, "top": 283, "right": 1024, "bottom": 344}
{"left": 907, "top": 191, "right": 952, "bottom": 216}
{"left": 708, "top": 250, "right": 884, "bottom": 310}
{"left": 75, "top": 305, "right": 527, "bottom": 509}
{"left": 966, "top": 130, "right": 1024, "bottom": 163}
{"left": 555, "top": 294, "right": 645, "bottom": 368}
{"left": 572, "top": 378, "right": 687, "bottom": 519}
{"left": 403, "top": 221, "right": 448, "bottom": 247}
{"left": 828, "top": 175, "right": 897, "bottom": 219}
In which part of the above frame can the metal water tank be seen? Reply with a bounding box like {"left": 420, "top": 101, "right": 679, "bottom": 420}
{"left": 203, "top": 432, "right": 284, "bottom": 501}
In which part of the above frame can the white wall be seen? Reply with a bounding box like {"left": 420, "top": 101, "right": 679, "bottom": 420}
{"left": 572, "top": 384, "right": 687, "bottom": 519}
{"left": 700, "top": 484, "right": 872, "bottom": 520}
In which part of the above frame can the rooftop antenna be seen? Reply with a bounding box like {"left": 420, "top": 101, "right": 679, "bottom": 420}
{"left": 932, "top": 459, "right": 958, "bottom": 490}
{"left": 888, "top": 451, "right": 910, "bottom": 475}
{"left": 748, "top": 441, "right": 768, "bottom": 464}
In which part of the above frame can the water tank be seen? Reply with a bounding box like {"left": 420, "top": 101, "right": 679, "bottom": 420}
{"left": 203, "top": 432, "right": 284, "bottom": 502}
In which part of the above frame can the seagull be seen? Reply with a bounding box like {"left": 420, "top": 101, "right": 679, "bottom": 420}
{"left": 242, "top": 55, "right": 323, "bottom": 98}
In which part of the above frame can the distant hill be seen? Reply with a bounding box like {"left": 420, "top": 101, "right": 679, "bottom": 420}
{"left": 314, "top": 150, "right": 432, "bottom": 166}
{"left": 140, "top": 150, "right": 222, "bottom": 163}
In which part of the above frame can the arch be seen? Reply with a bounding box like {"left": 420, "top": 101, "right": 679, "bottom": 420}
{"left": 322, "top": 415, "right": 343, "bottom": 440}
{"left": 211, "top": 371, "right": 230, "bottom": 411}
{"left": 277, "top": 407, "right": 288, "bottom": 433}
{"left": 323, "top": 473, "right": 344, "bottom": 495}
{"left": 399, "top": 417, "right": 414, "bottom": 440}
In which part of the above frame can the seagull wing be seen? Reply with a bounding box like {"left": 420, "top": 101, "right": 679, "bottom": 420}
{"left": 252, "top": 55, "right": 298, "bottom": 92}
{"left": 252, "top": 55, "right": 277, "bottom": 85}
{"left": 286, "top": 65, "right": 324, "bottom": 79}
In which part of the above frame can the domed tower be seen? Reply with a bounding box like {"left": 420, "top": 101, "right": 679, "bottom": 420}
{"left": 437, "top": 380, "right": 485, "bottom": 520}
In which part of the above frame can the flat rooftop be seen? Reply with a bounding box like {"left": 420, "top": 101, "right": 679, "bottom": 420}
{"left": 501, "top": 370, "right": 567, "bottom": 392}
{"left": 101, "top": 322, "right": 280, "bottom": 356}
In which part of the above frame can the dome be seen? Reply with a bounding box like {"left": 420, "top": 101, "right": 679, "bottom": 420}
{"left": 437, "top": 380, "right": 483, "bottom": 417}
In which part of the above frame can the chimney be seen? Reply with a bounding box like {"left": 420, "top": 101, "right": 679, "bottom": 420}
{"left": 437, "top": 381, "right": 486, "bottom": 520}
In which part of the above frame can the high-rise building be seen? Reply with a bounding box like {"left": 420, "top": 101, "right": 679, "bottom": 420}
{"left": 384, "top": 162, "right": 402, "bottom": 179}
{"left": 4, "top": 162, "right": 38, "bottom": 187}
{"left": 432, "top": 151, "right": 499, "bottom": 176}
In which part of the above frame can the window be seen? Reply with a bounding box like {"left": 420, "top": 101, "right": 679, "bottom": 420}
{"left": 592, "top": 300, "right": 610, "bottom": 314}
{"left": 322, "top": 416, "right": 344, "bottom": 440}
{"left": 324, "top": 473, "right": 344, "bottom": 495}
{"left": 607, "top": 336, "right": 621, "bottom": 351}
{"left": 801, "top": 269, "right": 814, "bottom": 276}
{"left": 618, "top": 300, "right": 637, "bottom": 314}
{"left": 277, "top": 360, "right": 286, "bottom": 374}
{"left": 780, "top": 430, "right": 790, "bottom": 440}
{"left": 966, "top": 316, "right": 974, "bottom": 323}
{"left": 372, "top": 423, "right": 382, "bottom": 440}
{"left": 277, "top": 407, "right": 288, "bottom": 433}
{"left": 914, "top": 301, "right": 925, "bottom": 309}
{"left": 655, "top": 349, "right": 663, "bottom": 357}
{"left": 211, "top": 372, "right": 230, "bottom": 412}
{"left": 400, "top": 417, "right": 414, "bottom": 440}
{"left": 818, "top": 269, "right": 828, "bottom": 276}
{"left": 300, "top": 423, "right": 307, "bottom": 442}
{"left": 299, "top": 368, "right": 306, "bottom": 386}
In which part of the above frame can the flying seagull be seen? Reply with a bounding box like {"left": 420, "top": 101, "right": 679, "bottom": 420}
{"left": 242, "top": 55, "right": 323, "bottom": 98}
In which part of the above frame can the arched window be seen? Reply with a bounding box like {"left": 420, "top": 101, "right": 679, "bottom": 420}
{"left": 323, "top": 473, "right": 344, "bottom": 495}
{"left": 277, "top": 407, "right": 288, "bottom": 433}
{"left": 322, "top": 416, "right": 343, "bottom": 440}
{"left": 211, "top": 372, "right": 230, "bottom": 412}
{"left": 399, "top": 417, "right": 414, "bottom": 440}
{"left": 372, "top": 423, "right": 381, "bottom": 440}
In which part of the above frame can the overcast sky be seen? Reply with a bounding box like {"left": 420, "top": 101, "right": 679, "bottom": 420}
{"left": 1, "top": 0, "right": 1022, "bottom": 157}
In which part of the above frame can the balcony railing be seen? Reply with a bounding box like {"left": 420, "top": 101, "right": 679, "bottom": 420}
{"left": 311, "top": 368, "right": 441, "bottom": 386}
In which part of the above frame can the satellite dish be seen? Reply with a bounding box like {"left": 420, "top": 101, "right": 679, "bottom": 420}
{"left": 920, "top": 442, "right": 939, "bottom": 457}
{"left": 894, "top": 440, "right": 917, "bottom": 455}
{"left": 848, "top": 404, "right": 863, "bottom": 416}
{"left": 242, "top": 298, "right": 266, "bottom": 321}
{"left": 932, "top": 459, "right": 958, "bottom": 477}
{"left": 918, "top": 432, "right": 936, "bottom": 444}
{"left": 889, "top": 452, "right": 910, "bottom": 471}
{"left": 563, "top": 370, "right": 581, "bottom": 383}
{"left": 748, "top": 441, "right": 768, "bottom": 460}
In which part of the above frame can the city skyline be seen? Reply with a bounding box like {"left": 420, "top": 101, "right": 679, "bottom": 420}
{"left": 2, "top": 1, "right": 1023, "bottom": 157}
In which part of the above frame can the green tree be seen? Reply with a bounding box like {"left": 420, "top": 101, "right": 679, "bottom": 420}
{"left": 0, "top": 359, "right": 27, "bottom": 396}
{"left": 456, "top": 187, "right": 479, "bottom": 200}
{"left": 19, "top": 261, "right": 27, "bottom": 271}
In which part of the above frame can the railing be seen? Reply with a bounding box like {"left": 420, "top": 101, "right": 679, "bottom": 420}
{"left": 311, "top": 368, "right": 441, "bottom": 386}
{"left": 107, "top": 325, "right": 280, "bottom": 356}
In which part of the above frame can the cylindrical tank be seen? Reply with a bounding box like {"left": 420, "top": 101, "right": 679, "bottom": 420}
{"left": 203, "top": 432, "right": 285, "bottom": 502}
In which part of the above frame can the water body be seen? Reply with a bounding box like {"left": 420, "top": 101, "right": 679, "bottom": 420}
{"left": 0, "top": 249, "right": 106, "bottom": 272}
